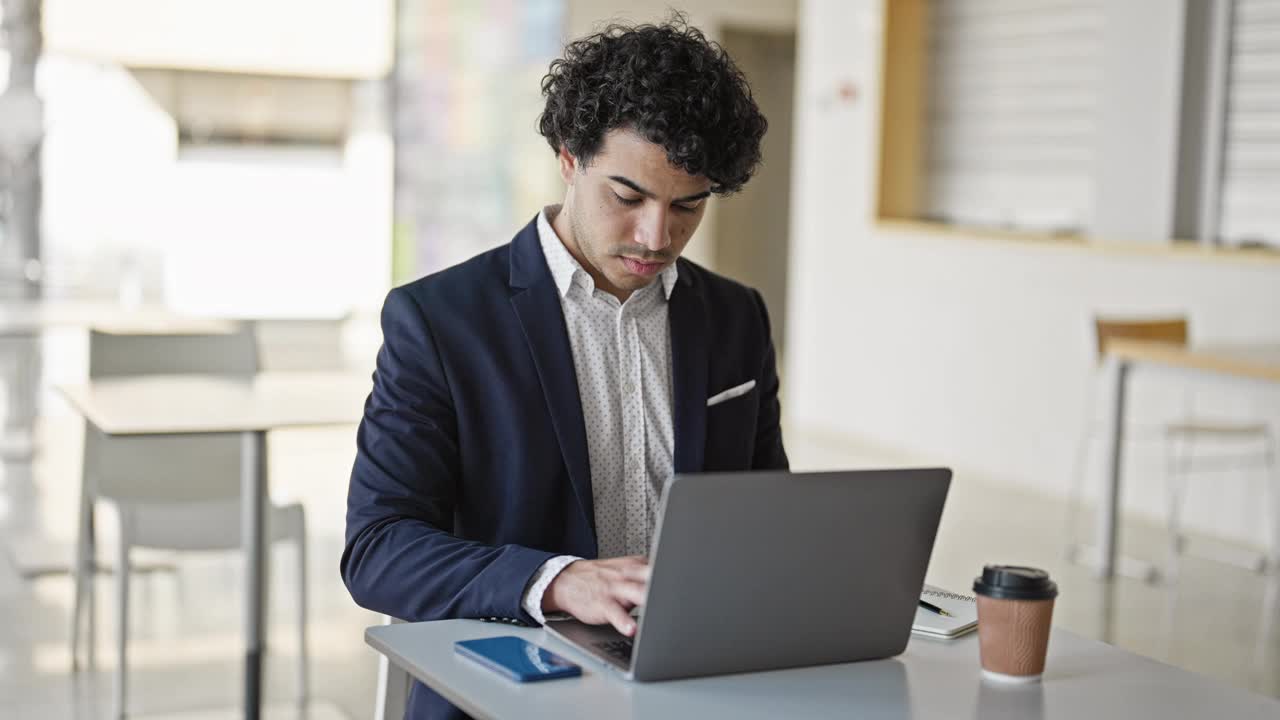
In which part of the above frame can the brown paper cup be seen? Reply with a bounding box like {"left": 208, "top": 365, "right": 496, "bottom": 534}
{"left": 976, "top": 595, "right": 1054, "bottom": 683}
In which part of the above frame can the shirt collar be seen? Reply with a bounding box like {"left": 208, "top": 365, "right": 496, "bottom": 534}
{"left": 537, "top": 206, "right": 678, "bottom": 301}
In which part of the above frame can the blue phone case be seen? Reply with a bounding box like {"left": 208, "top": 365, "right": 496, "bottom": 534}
{"left": 454, "top": 636, "right": 582, "bottom": 682}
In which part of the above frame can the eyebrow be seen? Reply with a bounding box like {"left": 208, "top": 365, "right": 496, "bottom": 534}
{"left": 608, "top": 175, "right": 712, "bottom": 204}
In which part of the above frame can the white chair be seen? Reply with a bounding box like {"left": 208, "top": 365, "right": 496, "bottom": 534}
{"left": 1065, "top": 316, "right": 1278, "bottom": 580}
{"left": 71, "top": 327, "right": 309, "bottom": 718}
{"left": 375, "top": 615, "right": 411, "bottom": 720}
{"left": 251, "top": 314, "right": 351, "bottom": 372}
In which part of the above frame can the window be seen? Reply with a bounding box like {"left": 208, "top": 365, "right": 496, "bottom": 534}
{"left": 1218, "top": 0, "right": 1280, "bottom": 248}
{"left": 882, "top": 0, "right": 1275, "bottom": 250}
{"left": 923, "top": 0, "right": 1102, "bottom": 233}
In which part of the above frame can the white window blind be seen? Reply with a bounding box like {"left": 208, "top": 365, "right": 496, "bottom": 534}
{"left": 924, "top": 0, "right": 1103, "bottom": 233}
{"left": 1219, "top": 0, "right": 1280, "bottom": 247}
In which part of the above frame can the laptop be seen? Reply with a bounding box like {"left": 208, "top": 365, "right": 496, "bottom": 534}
{"left": 544, "top": 468, "right": 952, "bottom": 681}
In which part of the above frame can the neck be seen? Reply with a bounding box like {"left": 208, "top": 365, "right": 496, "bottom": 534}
{"left": 548, "top": 202, "right": 632, "bottom": 302}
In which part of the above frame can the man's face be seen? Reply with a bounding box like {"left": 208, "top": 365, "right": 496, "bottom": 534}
{"left": 557, "top": 129, "right": 712, "bottom": 300}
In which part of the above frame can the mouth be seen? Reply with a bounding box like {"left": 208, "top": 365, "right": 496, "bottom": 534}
{"left": 620, "top": 256, "right": 666, "bottom": 277}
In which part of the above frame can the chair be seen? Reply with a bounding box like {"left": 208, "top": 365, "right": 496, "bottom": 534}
{"left": 1065, "top": 316, "right": 1278, "bottom": 580}
{"left": 251, "top": 314, "right": 351, "bottom": 372}
{"left": 375, "top": 616, "right": 411, "bottom": 720}
{"left": 71, "top": 327, "right": 309, "bottom": 718}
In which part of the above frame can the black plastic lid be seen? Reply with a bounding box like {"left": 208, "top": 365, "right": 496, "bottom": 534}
{"left": 972, "top": 565, "right": 1058, "bottom": 601}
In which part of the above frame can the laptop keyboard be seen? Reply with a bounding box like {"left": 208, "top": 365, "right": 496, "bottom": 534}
{"left": 593, "top": 638, "right": 634, "bottom": 663}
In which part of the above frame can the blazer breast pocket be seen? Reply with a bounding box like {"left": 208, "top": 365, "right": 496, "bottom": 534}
{"left": 706, "top": 379, "right": 757, "bottom": 407}
{"left": 704, "top": 379, "right": 758, "bottom": 470}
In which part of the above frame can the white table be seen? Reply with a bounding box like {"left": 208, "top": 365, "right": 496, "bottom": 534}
{"left": 59, "top": 371, "right": 370, "bottom": 720}
{"left": 367, "top": 619, "right": 1280, "bottom": 719}
{"left": 1097, "top": 341, "right": 1280, "bottom": 578}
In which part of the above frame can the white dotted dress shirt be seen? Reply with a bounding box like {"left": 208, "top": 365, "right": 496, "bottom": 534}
{"left": 520, "top": 206, "right": 678, "bottom": 623}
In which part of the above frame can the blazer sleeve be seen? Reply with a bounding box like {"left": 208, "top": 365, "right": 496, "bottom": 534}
{"left": 750, "top": 289, "right": 790, "bottom": 471}
{"left": 340, "top": 286, "right": 556, "bottom": 624}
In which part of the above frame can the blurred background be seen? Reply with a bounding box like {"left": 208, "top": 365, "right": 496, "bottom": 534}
{"left": 1, "top": 0, "right": 1278, "bottom": 717}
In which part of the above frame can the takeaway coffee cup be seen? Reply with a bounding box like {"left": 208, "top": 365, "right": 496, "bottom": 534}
{"left": 972, "top": 565, "right": 1058, "bottom": 683}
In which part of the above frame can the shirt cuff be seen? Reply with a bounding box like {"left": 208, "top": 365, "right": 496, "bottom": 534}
{"left": 520, "top": 555, "right": 582, "bottom": 625}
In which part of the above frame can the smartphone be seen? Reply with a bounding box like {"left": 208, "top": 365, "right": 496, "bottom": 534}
{"left": 454, "top": 636, "right": 582, "bottom": 682}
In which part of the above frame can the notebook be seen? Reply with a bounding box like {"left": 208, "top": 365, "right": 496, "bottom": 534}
{"left": 912, "top": 584, "right": 978, "bottom": 639}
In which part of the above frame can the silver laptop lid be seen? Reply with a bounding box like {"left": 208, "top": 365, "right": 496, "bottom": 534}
{"left": 628, "top": 468, "right": 951, "bottom": 681}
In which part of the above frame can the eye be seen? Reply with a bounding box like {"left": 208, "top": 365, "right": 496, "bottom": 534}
{"left": 612, "top": 192, "right": 642, "bottom": 207}
{"left": 672, "top": 202, "right": 700, "bottom": 214}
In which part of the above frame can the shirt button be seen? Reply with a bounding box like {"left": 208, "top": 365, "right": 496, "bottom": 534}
{"left": 624, "top": 382, "right": 635, "bottom": 394}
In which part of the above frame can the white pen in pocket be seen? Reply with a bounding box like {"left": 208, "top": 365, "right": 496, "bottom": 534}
{"left": 706, "top": 379, "right": 756, "bottom": 407}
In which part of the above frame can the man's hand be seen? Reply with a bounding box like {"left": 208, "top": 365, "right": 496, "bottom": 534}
{"left": 543, "top": 556, "right": 650, "bottom": 636}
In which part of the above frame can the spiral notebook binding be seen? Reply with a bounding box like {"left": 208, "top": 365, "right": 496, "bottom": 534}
{"left": 922, "top": 588, "right": 976, "bottom": 603}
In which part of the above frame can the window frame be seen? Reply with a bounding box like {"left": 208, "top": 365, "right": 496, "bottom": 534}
{"left": 878, "top": 0, "right": 1273, "bottom": 253}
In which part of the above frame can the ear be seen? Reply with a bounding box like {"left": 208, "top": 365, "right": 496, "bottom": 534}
{"left": 557, "top": 145, "right": 578, "bottom": 185}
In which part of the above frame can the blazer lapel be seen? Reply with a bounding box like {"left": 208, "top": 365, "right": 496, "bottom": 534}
{"left": 669, "top": 261, "right": 708, "bottom": 474}
{"left": 508, "top": 219, "right": 597, "bottom": 543}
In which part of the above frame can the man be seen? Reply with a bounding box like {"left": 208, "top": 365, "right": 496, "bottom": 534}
{"left": 342, "top": 16, "right": 787, "bottom": 719}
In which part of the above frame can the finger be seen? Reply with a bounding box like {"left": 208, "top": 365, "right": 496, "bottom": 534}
{"left": 611, "top": 579, "right": 647, "bottom": 608}
{"left": 604, "top": 602, "right": 637, "bottom": 637}
{"left": 618, "top": 562, "right": 651, "bottom": 582}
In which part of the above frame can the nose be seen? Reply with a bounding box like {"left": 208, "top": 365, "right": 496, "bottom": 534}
{"left": 634, "top": 205, "right": 672, "bottom": 254}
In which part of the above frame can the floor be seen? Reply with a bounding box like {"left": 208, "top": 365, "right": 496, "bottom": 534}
{"left": 0, "top": 420, "right": 381, "bottom": 719}
{"left": 1, "top": 377, "right": 1277, "bottom": 718}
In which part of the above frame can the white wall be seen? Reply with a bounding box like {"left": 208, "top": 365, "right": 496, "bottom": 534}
{"left": 1091, "top": 0, "right": 1187, "bottom": 242}
{"left": 33, "top": 2, "right": 395, "bottom": 313}
{"left": 44, "top": 0, "right": 392, "bottom": 78}
{"left": 27, "top": 55, "right": 393, "bottom": 316}
{"left": 787, "top": 0, "right": 1280, "bottom": 548}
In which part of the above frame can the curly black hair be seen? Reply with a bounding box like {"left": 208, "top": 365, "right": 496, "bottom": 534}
{"left": 537, "top": 14, "right": 767, "bottom": 195}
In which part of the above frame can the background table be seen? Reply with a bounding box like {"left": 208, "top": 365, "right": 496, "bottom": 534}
{"left": 60, "top": 371, "right": 369, "bottom": 720}
{"left": 367, "top": 618, "right": 1280, "bottom": 720}
{"left": 1096, "top": 341, "right": 1280, "bottom": 578}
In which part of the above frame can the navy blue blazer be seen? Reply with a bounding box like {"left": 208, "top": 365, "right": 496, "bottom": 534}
{"left": 342, "top": 216, "right": 788, "bottom": 719}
